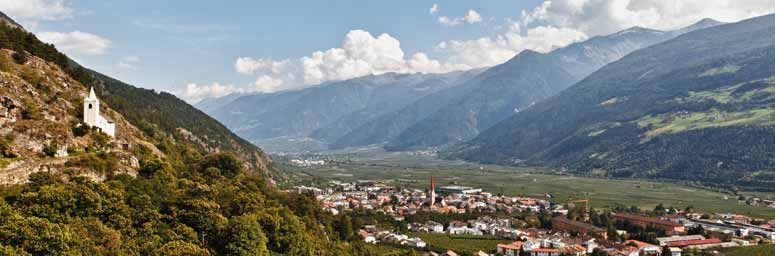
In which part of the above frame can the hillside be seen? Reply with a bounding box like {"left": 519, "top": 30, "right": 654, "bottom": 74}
{"left": 381, "top": 20, "right": 722, "bottom": 151}
{"left": 202, "top": 71, "right": 479, "bottom": 152}
{"left": 0, "top": 16, "right": 271, "bottom": 178}
{"left": 0, "top": 12, "right": 370, "bottom": 255}
{"left": 0, "top": 49, "right": 157, "bottom": 183}
{"left": 452, "top": 14, "right": 775, "bottom": 190}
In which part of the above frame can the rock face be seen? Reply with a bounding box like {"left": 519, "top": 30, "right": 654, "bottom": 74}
{"left": 0, "top": 49, "right": 161, "bottom": 183}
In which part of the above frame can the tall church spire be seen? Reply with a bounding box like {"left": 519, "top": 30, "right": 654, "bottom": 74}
{"left": 88, "top": 87, "right": 97, "bottom": 100}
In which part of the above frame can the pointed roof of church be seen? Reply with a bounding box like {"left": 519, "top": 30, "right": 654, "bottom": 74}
{"left": 87, "top": 87, "right": 97, "bottom": 100}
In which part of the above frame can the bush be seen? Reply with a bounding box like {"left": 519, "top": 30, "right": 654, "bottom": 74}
{"left": 11, "top": 51, "right": 27, "bottom": 64}
{"left": 0, "top": 53, "right": 12, "bottom": 72}
{"left": 20, "top": 66, "right": 42, "bottom": 86}
{"left": 72, "top": 124, "right": 90, "bottom": 137}
{"left": 42, "top": 143, "right": 58, "bottom": 157}
{"left": 21, "top": 103, "right": 40, "bottom": 120}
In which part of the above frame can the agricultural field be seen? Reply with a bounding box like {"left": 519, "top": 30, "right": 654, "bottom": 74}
{"left": 284, "top": 150, "right": 775, "bottom": 219}
{"left": 410, "top": 233, "right": 511, "bottom": 255}
{"left": 722, "top": 244, "right": 775, "bottom": 256}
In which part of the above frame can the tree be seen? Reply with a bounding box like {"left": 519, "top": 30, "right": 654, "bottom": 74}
{"left": 661, "top": 245, "right": 671, "bottom": 256}
{"left": 224, "top": 214, "right": 269, "bottom": 256}
{"left": 156, "top": 241, "right": 211, "bottom": 256}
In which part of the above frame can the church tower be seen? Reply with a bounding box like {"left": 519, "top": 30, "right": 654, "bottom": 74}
{"left": 430, "top": 176, "right": 436, "bottom": 208}
{"left": 84, "top": 87, "right": 99, "bottom": 126}
{"left": 82, "top": 87, "right": 115, "bottom": 137}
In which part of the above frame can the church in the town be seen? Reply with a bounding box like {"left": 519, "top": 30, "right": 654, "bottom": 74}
{"left": 83, "top": 87, "right": 115, "bottom": 137}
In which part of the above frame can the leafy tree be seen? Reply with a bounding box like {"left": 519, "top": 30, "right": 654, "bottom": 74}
{"left": 224, "top": 214, "right": 269, "bottom": 256}
{"left": 156, "top": 241, "right": 211, "bottom": 256}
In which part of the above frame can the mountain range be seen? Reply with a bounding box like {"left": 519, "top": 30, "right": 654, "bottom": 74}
{"left": 201, "top": 19, "right": 722, "bottom": 152}
{"left": 451, "top": 14, "right": 775, "bottom": 190}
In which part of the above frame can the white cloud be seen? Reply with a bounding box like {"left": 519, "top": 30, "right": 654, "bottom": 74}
{"left": 435, "top": 23, "right": 586, "bottom": 68}
{"left": 437, "top": 9, "right": 484, "bottom": 27}
{"left": 189, "top": 1, "right": 775, "bottom": 101}
{"left": 520, "top": 0, "right": 775, "bottom": 37}
{"left": 222, "top": 30, "right": 468, "bottom": 96}
{"left": 437, "top": 16, "right": 460, "bottom": 27}
{"left": 180, "top": 82, "right": 242, "bottom": 103}
{"left": 36, "top": 31, "right": 112, "bottom": 56}
{"left": 463, "top": 10, "right": 482, "bottom": 24}
{"left": 0, "top": 0, "right": 73, "bottom": 24}
{"left": 117, "top": 56, "right": 141, "bottom": 70}
{"left": 429, "top": 3, "right": 439, "bottom": 14}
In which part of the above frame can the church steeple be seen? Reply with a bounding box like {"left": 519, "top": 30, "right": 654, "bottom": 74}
{"left": 88, "top": 87, "right": 97, "bottom": 100}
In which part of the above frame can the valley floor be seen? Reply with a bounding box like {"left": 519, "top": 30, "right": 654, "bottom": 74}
{"left": 281, "top": 149, "right": 775, "bottom": 219}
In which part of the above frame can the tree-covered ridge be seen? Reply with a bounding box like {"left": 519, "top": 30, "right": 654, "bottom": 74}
{"left": 0, "top": 19, "right": 272, "bottom": 177}
{"left": 0, "top": 153, "right": 367, "bottom": 255}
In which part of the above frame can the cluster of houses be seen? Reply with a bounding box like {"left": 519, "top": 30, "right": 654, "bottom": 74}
{"left": 408, "top": 217, "right": 527, "bottom": 239}
{"left": 357, "top": 225, "right": 426, "bottom": 248}
{"left": 288, "top": 158, "right": 326, "bottom": 167}
{"left": 291, "top": 180, "right": 773, "bottom": 255}
{"left": 302, "top": 180, "right": 551, "bottom": 217}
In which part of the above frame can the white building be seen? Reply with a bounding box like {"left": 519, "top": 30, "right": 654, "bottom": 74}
{"left": 83, "top": 87, "right": 115, "bottom": 137}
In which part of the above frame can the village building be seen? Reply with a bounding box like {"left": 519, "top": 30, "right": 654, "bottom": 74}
{"left": 83, "top": 87, "right": 115, "bottom": 137}
{"left": 613, "top": 213, "right": 685, "bottom": 234}
{"left": 551, "top": 217, "right": 607, "bottom": 239}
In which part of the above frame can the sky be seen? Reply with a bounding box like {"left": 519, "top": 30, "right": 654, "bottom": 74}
{"left": 2, "top": 0, "right": 775, "bottom": 103}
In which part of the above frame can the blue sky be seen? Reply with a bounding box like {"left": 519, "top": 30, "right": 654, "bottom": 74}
{"left": 2, "top": 0, "right": 774, "bottom": 102}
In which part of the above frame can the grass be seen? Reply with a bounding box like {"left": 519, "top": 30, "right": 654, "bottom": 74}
{"left": 722, "top": 244, "right": 775, "bottom": 256}
{"left": 411, "top": 232, "right": 511, "bottom": 255}
{"left": 699, "top": 65, "right": 742, "bottom": 78}
{"left": 287, "top": 150, "right": 775, "bottom": 219}
{"left": 636, "top": 108, "right": 775, "bottom": 139}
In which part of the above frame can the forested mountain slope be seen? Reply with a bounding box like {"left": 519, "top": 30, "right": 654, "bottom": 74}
{"left": 383, "top": 20, "right": 722, "bottom": 151}
{"left": 0, "top": 11, "right": 371, "bottom": 255}
{"left": 452, "top": 14, "right": 775, "bottom": 190}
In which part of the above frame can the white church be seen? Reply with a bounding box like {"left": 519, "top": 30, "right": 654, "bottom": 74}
{"left": 83, "top": 87, "right": 115, "bottom": 137}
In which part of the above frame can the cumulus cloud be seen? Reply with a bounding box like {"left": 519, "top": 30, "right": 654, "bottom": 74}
{"left": 190, "top": 1, "right": 775, "bottom": 101}
{"left": 180, "top": 82, "right": 242, "bottom": 103}
{"left": 228, "top": 29, "right": 466, "bottom": 95}
{"left": 433, "top": 0, "right": 775, "bottom": 70}
{"left": 435, "top": 23, "right": 586, "bottom": 68}
{"left": 0, "top": 0, "right": 73, "bottom": 24}
{"left": 36, "top": 31, "right": 112, "bottom": 56}
{"left": 521, "top": 0, "right": 775, "bottom": 37}
{"left": 438, "top": 9, "right": 484, "bottom": 27}
{"left": 463, "top": 10, "right": 482, "bottom": 24}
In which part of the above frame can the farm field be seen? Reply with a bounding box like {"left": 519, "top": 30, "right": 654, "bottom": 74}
{"left": 284, "top": 150, "right": 775, "bottom": 219}
{"left": 722, "top": 244, "right": 775, "bottom": 256}
{"left": 410, "top": 233, "right": 511, "bottom": 255}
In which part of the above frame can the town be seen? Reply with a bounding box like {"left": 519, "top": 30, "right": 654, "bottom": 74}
{"left": 289, "top": 177, "right": 775, "bottom": 256}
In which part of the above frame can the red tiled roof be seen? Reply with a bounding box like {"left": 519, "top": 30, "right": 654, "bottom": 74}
{"left": 668, "top": 238, "right": 722, "bottom": 247}
{"left": 625, "top": 240, "right": 658, "bottom": 248}
{"left": 613, "top": 213, "right": 683, "bottom": 227}
{"left": 531, "top": 248, "right": 562, "bottom": 253}
{"left": 497, "top": 241, "right": 523, "bottom": 250}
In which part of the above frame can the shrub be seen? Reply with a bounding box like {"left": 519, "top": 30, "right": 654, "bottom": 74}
{"left": 42, "top": 143, "right": 58, "bottom": 157}
{"left": 11, "top": 51, "right": 27, "bottom": 64}
{"left": 20, "top": 66, "right": 42, "bottom": 86}
{"left": 72, "top": 124, "right": 90, "bottom": 137}
{"left": 21, "top": 103, "right": 40, "bottom": 120}
{"left": 0, "top": 53, "right": 12, "bottom": 72}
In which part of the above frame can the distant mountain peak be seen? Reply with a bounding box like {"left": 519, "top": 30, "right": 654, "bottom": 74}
{"left": 679, "top": 18, "right": 725, "bottom": 33}
{"left": 612, "top": 26, "right": 664, "bottom": 37}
